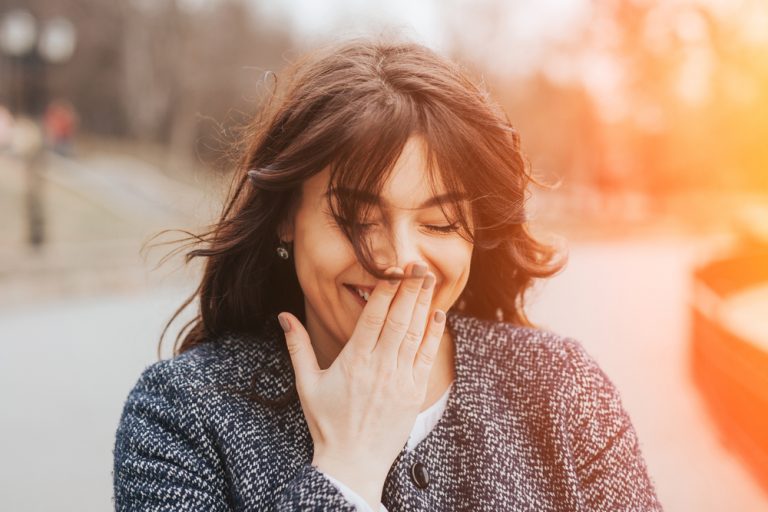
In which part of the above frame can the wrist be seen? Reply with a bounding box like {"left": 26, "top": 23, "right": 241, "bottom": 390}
{"left": 312, "top": 454, "right": 386, "bottom": 508}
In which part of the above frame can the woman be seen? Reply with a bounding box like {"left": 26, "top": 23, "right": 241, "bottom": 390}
{"left": 113, "top": 38, "right": 663, "bottom": 511}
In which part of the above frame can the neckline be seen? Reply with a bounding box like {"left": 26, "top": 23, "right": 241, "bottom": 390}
{"left": 417, "top": 380, "right": 454, "bottom": 417}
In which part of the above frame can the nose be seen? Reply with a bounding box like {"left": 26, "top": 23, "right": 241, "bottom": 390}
{"left": 371, "top": 220, "right": 425, "bottom": 271}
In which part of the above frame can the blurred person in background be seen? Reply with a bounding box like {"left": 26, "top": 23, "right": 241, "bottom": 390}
{"left": 112, "top": 37, "right": 663, "bottom": 511}
{"left": 43, "top": 99, "right": 78, "bottom": 156}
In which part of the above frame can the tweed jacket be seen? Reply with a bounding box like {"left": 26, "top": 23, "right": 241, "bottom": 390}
{"left": 112, "top": 309, "right": 663, "bottom": 511}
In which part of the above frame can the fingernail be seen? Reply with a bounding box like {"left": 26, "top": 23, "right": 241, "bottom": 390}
{"left": 386, "top": 267, "right": 403, "bottom": 285}
{"left": 411, "top": 262, "right": 427, "bottom": 278}
{"left": 277, "top": 314, "right": 291, "bottom": 333}
{"left": 422, "top": 272, "right": 435, "bottom": 289}
{"left": 433, "top": 310, "right": 445, "bottom": 323}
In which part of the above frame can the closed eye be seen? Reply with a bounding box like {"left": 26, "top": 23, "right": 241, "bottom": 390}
{"left": 330, "top": 212, "right": 460, "bottom": 235}
{"left": 358, "top": 222, "right": 459, "bottom": 234}
{"left": 424, "top": 223, "right": 460, "bottom": 234}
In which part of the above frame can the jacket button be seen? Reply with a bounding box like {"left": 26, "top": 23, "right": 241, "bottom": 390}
{"left": 410, "top": 461, "right": 430, "bottom": 489}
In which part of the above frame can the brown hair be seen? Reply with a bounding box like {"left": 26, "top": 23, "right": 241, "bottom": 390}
{"left": 155, "top": 36, "right": 566, "bottom": 407}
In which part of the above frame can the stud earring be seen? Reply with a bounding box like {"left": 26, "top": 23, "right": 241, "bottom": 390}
{"left": 276, "top": 240, "right": 291, "bottom": 260}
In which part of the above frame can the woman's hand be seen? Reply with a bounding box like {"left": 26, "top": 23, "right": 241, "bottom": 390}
{"left": 277, "top": 261, "right": 446, "bottom": 508}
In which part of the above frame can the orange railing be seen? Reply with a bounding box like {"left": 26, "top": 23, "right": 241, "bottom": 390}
{"left": 690, "top": 246, "right": 768, "bottom": 493}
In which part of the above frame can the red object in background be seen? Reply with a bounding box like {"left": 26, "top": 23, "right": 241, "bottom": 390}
{"left": 43, "top": 100, "right": 78, "bottom": 153}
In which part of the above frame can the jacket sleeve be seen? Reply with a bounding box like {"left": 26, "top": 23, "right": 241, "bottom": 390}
{"left": 274, "top": 464, "right": 360, "bottom": 511}
{"left": 322, "top": 471, "right": 387, "bottom": 512}
{"left": 561, "top": 339, "right": 664, "bottom": 512}
{"left": 112, "top": 361, "right": 230, "bottom": 511}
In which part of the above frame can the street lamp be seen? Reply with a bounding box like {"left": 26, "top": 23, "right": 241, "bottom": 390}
{"left": 0, "top": 9, "right": 77, "bottom": 249}
{"left": 0, "top": 9, "right": 36, "bottom": 56}
{"left": 38, "top": 17, "right": 77, "bottom": 64}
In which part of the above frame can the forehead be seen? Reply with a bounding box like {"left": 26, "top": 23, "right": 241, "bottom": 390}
{"left": 377, "top": 137, "right": 449, "bottom": 210}
{"left": 306, "top": 136, "right": 466, "bottom": 211}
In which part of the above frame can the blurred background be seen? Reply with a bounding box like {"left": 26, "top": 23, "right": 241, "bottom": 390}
{"left": 1, "top": 0, "right": 767, "bottom": 510}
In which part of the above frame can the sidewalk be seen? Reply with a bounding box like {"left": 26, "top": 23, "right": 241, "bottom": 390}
{"left": 0, "top": 141, "right": 220, "bottom": 306}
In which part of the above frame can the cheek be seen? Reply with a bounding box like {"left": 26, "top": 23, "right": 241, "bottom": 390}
{"left": 294, "top": 219, "right": 356, "bottom": 293}
{"left": 432, "top": 239, "right": 473, "bottom": 292}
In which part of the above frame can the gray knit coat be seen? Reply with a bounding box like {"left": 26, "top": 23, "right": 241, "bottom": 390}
{"left": 112, "top": 309, "right": 663, "bottom": 511}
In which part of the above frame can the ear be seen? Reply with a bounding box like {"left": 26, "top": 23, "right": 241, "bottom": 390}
{"left": 276, "top": 217, "right": 295, "bottom": 243}
{"left": 276, "top": 185, "right": 303, "bottom": 243}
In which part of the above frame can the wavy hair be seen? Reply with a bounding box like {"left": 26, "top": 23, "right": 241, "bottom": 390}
{"left": 154, "top": 37, "right": 567, "bottom": 407}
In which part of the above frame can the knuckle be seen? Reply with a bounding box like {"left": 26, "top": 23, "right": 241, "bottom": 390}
{"left": 402, "top": 330, "right": 422, "bottom": 348}
{"left": 416, "top": 294, "right": 431, "bottom": 306}
{"left": 385, "top": 316, "right": 409, "bottom": 334}
{"left": 374, "top": 364, "right": 395, "bottom": 380}
{"left": 345, "top": 347, "right": 372, "bottom": 367}
{"left": 382, "top": 282, "right": 399, "bottom": 295}
{"left": 285, "top": 340, "right": 302, "bottom": 357}
{"left": 416, "top": 350, "right": 436, "bottom": 367}
{"left": 362, "top": 313, "right": 386, "bottom": 330}
{"left": 285, "top": 340, "right": 301, "bottom": 356}
{"left": 403, "top": 280, "right": 422, "bottom": 293}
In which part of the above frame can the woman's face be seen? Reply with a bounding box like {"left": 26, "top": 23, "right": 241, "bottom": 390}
{"left": 280, "top": 135, "right": 474, "bottom": 367}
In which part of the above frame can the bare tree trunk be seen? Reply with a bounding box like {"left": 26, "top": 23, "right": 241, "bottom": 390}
{"left": 119, "top": 0, "right": 175, "bottom": 141}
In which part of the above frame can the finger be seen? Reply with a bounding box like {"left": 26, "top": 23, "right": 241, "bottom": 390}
{"left": 346, "top": 266, "right": 404, "bottom": 355}
{"left": 278, "top": 312, "right": 320, "bottom": 390}
{"left": 397, "top": 271, "right": 435, "bottom": 371}
{"left": 412, "top": 309, "right": 446, "bottom": 388}
{"left": 375, "top": 261, "right": 428, "bottom": 360}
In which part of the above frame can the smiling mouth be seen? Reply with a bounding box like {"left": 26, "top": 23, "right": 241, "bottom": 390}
{"left": 343, "top": 282, "right": 439, "bottom": 308}
{"left": 344, "top": 284, "right": 372, "bottom": 305}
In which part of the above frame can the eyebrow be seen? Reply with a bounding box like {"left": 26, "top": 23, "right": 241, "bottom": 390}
{"left": 328, "top": 187, "right": 468, "bottom": 209}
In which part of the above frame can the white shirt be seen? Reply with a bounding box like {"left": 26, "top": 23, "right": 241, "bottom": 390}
{"left": 321, "top": 381, "right": 454, "bottom": 512}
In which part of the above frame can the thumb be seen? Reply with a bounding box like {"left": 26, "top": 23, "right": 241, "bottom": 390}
{"left": 278, "top": 312, "right": 320, "bottom": 388}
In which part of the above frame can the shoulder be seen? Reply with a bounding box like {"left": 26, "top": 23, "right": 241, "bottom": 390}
{"left": 127, "top": 318, "right": 290, "bottom": 406}
{"left": 450, "top": 311, "right": 619, "bottom": 405}
{"left": 114, "top": 333, "right": 282, "bottom": 508}
{"left": 115, "top": 321, "right": 292, "bottom": 468}
{"left": 450, "top": 310, "right": 589, "bottom": 379}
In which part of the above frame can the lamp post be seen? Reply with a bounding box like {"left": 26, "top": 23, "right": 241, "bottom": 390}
{"left": 0, "top": 9, "right": 76, "bottom": 250}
